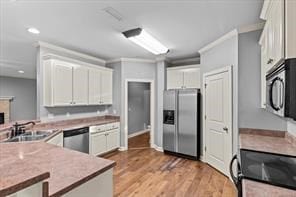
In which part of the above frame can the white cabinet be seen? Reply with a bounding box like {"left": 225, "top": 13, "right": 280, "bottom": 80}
{"left": 89, "top": 122, "right": 120, "bottom": 156}
{"left": 261, "top": 0, "right": 284, "bottom": 72}
{"left": 90, "top": 132, "right": 106, "bottom": 156}
{"left": 52, "top": 61, "right": 73, "bottom": 106}
{"left": 101, "top": 70, "right": 113, "bottom": 105}
{"left": 89, "top": 69, "right": 113, "bottom": 105}
{"left": 43, "top": 57, "right": 113, "bottom": 107}
{"left": 73, "top": 66, "right": 89, "bottom": 105}
{"left": 167, "top": 65, "right": 200, "bottom": 89}
{"left": 106, "top": 129, "right": 119, "bottom": 151}
{"left": 89, "top": 68, "right": 101, "bottom": 105}
{"left": 167, "top": 69, "right": 184, "bottom": 89}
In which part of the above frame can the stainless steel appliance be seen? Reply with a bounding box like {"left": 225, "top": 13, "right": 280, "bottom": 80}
{"left": 230, "top": 149, "right": 296, "bottom": 196}
{"left": 163, "top": 89, "right": 200, "bottom": 160}
{"left": 266, "top": 58, "right": 296, "bottom": 119}
{"left": 63, "top": 127, "right": 89, "bottom": 153}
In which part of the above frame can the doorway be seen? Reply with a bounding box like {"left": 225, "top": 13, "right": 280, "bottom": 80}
{"left": 125, "top": 79, "right": 155, "bottom": 150}
{"left": 203, "top": 66, "right": 233, "bottom": 176}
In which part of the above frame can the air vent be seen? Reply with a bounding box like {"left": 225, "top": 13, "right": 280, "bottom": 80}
{"left": 103, "top": 7, "right": 123, "bottom": 21}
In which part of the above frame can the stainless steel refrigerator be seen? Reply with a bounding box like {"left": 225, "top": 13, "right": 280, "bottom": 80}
{"left": 163, "top": 89, "right": 200, "bottom": 160}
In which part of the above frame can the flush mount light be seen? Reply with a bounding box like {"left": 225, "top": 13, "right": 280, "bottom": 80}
{"left": 27, "top": 27, "right": 40, "bottom": 34}
{"left": 18, "top": 70, "right": 24, "bottom": 74}
{"left": 122, "top": 28, "right": 169, "bottom": 55}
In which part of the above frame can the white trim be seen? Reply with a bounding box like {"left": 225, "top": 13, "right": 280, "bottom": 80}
{"left": 238, "top": 22, "right": 265, "bottom": 34}
{"left": 199, "top": 155, "right": 206, "bottom": 163}
{"left": 119, "top": 146, "right": 128, "bottom": 151}
{"left": 260, "top": 0, "right": 271, "bottom": 20}
{"left": 0, "top": 96, "right": 14, "bottom": 101}
{"left": 106, "top": 58, "right": 156, "bottom": 64}
{"left": 128, "top": 129, "right": 150, "bottom": 138}
{"left": 42, "top": 53, "right": 111, "bottom": 71}
{"left": 151, "top": 144, "right": 164, "bottom": 152}
{"left": 36, "top": 41, "right": 106, "bottom": 65}
{"left": 199, "top": 29, "right": 238, "bottom": 54}
{"left": 202, "top": 66, "right": 233, "bottom": 176}
{"left": 167, "top": 64, "right": 200, "bottom": 70}
{"left": 124, "top": 79, "right": 155, "bottom": 150}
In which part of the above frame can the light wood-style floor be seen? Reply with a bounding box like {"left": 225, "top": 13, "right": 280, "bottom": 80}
{"left": 103, "top": 134, "right": 236, "bottom": 197}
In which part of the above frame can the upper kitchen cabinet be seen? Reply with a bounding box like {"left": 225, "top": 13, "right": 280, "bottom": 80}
{"left": 167, "top": 65, "right": 200, "bottom": 89}
{"left": 42, "top": 55, "right": 113, "bottom": 107}
{"left": 88, "top": 68, "right": 113, "bottom": 105}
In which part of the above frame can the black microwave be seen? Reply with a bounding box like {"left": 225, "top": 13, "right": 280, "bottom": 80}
{"left": 266, "top": 58, "right": 296, "bottom": 120}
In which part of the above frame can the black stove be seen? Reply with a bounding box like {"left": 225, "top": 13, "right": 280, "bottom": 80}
{"left": 240, "top": 149, "right": 296, "bottom": 190}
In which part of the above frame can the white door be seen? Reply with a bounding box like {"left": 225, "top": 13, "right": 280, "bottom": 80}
{"left": 90, "top": 133, "right": 106, "bottom": 156}
{"left": 167, "top": 69, "right": 184, "bottom": 89}
{"left": 89, "top": 68, "right": 101, "bottom": 105}
{"left": 204, "top": 67, "right": 232, "bottom": 176}
{"left": 100, "top": 70, "right": 113, "bottom": 104}
{"left": 106, "top": 129, "right": 119, "bottom": 151}
{"left": 53, "top": 62, "right": 73, "bottom": 106}
{"left": 73, "top": 66, "right": 88, "bottom": 105}
{"left": 183, "top": 68, "right": 200, "bottom": 88}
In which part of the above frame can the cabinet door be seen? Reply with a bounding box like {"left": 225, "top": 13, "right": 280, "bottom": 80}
{"left": 183, "top": 68, "right": 200, "bottom": 88}
{"left": 89, "top": 68, "right": 101, "bottom": 105}
{"left": 73, "top": 66, "right": 88, "bottom": 105}
{"left": 53, "top": 62, "right": 73, "bottom": 106}
{"left": 90, "top": 132, "right": 106, "bottom": 156}
{"left": 271, "top": 0, "right": 284, "bottom": 66}
{"left": 167, "top": 69, "right": 184, "bottom": 89}
{"left": 106, "top": 129, "right": 119, "bottom": 151}
{"left": 100, "top": 70, "right": 113, "bottom": 104}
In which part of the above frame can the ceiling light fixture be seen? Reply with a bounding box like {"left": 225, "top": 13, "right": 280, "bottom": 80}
{"left": 27, "top": 27, "right": 40, "bottom": 34}
{"left": 18, "top": 70, "right": 25, "bottom": 74}
{"left": 122, "top": 28, "right": 169, "bottom": 55}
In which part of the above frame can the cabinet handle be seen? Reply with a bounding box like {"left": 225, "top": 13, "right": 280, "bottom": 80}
{"left": 267, "top": 58, "right": 274, "bottom": 64}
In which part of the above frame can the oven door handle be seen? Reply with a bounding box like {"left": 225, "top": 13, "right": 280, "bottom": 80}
{"left": 229, "top": 154, "right": 241, "bottom": 187}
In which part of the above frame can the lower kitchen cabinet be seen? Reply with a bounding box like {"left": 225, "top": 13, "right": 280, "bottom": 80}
{"left": 89, "top": 123, "right": 120, "bottom": 156}
{"left": 106, "top": 129, "right": 120, "bottom": 151}
{"left": 90, "top": 132, "right": 107, "bottom": 156}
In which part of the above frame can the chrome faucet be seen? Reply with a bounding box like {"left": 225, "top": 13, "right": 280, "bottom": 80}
{"left": 11, "top": 121, "right": 36, "bottom": 137}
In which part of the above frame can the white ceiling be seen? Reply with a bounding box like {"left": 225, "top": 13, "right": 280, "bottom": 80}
{"left": 0, "top": 0, "right": 263, "bottom": 79}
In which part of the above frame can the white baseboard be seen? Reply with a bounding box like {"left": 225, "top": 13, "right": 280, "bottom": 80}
{"left": 128, "top": 129, "right": 150, "bottom": 138}
{"left": 151, "top": 144, "right": 163, "bottom": 152}
{"left": 199, "top": 155, "right": 206, "bottom": 162}
{"left": 119, "top": 146, "right": 127, "bottom": 151}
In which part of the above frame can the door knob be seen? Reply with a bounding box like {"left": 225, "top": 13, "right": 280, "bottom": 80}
{"left": 223, "top": 127, "right": 228, "bottom": 132}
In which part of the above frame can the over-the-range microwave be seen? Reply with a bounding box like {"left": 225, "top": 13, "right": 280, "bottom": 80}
{"left": 266, "top": 58, "right": 296, "bottom": 120}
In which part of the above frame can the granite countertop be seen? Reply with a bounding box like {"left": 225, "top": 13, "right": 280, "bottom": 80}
{"left": 0, "top": 142, "right": 116, "bottom": 196}
{"left": 239, "top": 128, "right": 296, "bottom": 197}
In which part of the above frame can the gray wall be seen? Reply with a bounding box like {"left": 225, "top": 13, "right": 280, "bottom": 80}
{"left": 200, "top": 31, "right": 239, "bottom": 155}
{"left": 0, "top": 76, "right": 36, "bottom": 121}
{"left": 37, "top": 46, "right": 110, "bottom": 121}
{"left": 238, "top": 30, "right": 287, "bottom": 131}
{"left": 107, "top": 60, "right": 157, "bottom": 147}
{"left": 128, "top": 82, "right": 150, "bottom": 135}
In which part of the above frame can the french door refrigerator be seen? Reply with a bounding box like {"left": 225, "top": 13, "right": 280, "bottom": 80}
{"left": 163, "top": 89, "right": 200, "bottom": 160}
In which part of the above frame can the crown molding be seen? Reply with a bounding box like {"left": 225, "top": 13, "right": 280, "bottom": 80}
{"left": 106, "top": 57, "right": 156, "bottom": 64}
{"left": 238, "top": 22, "right": 265, "bottom": 34}
{"left": 35, "top": 41, "right": 106, "bottom": 65}
{"left": 199, "top": 29, "right": 238, "bottom": 54}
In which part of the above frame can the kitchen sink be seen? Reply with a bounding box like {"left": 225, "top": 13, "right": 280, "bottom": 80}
{"left": 4, "top": 130, "right": 53, "bottom": 142}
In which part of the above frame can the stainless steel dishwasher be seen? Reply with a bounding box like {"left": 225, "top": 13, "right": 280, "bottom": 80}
{"left": 63, "top": 127, "right": 89, "bottom": 153}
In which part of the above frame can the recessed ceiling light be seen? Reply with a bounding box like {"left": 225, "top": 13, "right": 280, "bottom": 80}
{"left": 18, "top": 70, "right": 25, "bottom": 74}
{"left": 27, "top": 27, "right": 40, "bottom": 34}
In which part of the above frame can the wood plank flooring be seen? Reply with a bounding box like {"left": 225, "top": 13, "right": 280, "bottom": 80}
{"left": 128, "top": 132, "right": 150, "bottom": 149}
{"left": 103, "top": 148, "right": 236, "bottom": 197}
